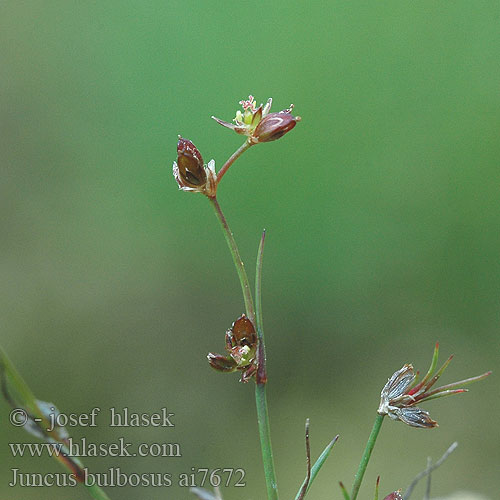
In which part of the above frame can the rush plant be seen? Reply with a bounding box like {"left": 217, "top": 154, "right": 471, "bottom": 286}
{"left": 0, "top": 95, "right": 492, "bottom": 500}
{"left": 173, "top": 95, "right": 491, "bottom": 500}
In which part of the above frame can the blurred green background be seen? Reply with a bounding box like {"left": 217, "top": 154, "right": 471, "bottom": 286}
{"left": 1, "top": 1, "right": 499, "bottom": 499}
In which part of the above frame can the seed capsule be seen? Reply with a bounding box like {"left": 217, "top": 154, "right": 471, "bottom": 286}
{"left": 173, "top": 137, "right": 217, "bottom": 197}
{"left": 175, "top": 137, "right": 206, "bottom": 188}
{"left": 253, "top": 112, "right": 300, "bottom": 143}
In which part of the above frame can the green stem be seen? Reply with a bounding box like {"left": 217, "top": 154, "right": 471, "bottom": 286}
{"left": 255, "top": 230, "right": 278, "bottom": 500}
{"left": 255, "top": 383, "right": 278, "bottom": 500}
{"left": 350, "top": 414, "right": 385, "bottom": 500}
{"left": 208, "top": 199, "right": 278, "bottom": 500}
{"left": 209, "top": 196, "right": 256, "bottom": 325}
{"left": 255, "top": 230, "right": 267, "bottom": 382}
{"left": 216, "top": 140, "right": 253, "bottom": 186}
{"left": 0, "top": 345, "right": 38, "bottom": 416}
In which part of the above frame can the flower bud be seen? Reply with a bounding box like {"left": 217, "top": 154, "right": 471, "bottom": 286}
{"left": 252, "top": 111, "right": 300, "bottom": 143}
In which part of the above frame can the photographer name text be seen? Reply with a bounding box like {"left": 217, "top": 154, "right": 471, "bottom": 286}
{"left": 12, "top": 407, "right": 176, "bottom": 432}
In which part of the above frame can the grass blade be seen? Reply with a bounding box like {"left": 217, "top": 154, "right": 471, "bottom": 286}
{"left": 294, "top": 434, "right": 339, "bottom": 500}
{"left": 339, "top": 481, "right": 351, "bottom": 500}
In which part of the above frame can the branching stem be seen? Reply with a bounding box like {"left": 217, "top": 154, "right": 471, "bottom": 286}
{"left": 255, "top": 230, "right": 278, "bottom": 499}
{"left": 209, "top": 196, "right": 256, "bottom": 326}
{"left": 209, "top": 176, "right": 277, "bottom": 499}
{"left": 216, "top": 140, "right": 253, "bottom": 186}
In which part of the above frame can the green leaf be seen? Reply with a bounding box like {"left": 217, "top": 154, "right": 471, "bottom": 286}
{"left": 339, "top": 481, "right": 351, "bottom": 500}
{"left": 294, "top": 435, "right": 339, "bottom": 500}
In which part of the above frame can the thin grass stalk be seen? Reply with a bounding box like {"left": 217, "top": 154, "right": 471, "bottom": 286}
{"left": 209, "top": 197, "right": 278, "bottom": 500}
{"left": 350, "top": 414, "right": 385, "bottom": 500}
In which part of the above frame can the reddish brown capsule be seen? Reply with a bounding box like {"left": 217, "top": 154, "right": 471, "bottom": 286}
{"left": 212, "top": 95, "right": 300, "bottom": 145}
{"left": 207, "top": 314, "right": 258, "bottom": 383}
{"left": 173, "top": 137, "right": 216, "bottom": 196}
{"left": 175, "top": 137, "right": 206, "bottom": 187}
{"left": 253, "top": 112, "right": 299, "bottom": 143}
{"left": 230, "top": 314, "right": 257, "bottom": 347}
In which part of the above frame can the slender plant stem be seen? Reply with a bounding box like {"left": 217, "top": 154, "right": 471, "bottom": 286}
{"left": 208, "top": 197, "right": 278, "bottom": 499}
{"left": 296, "top": 419, "right": 311, "bottom": 500}
{"left": 404, "top": 441, "right": 458, "bottom": 499}
{"left": 255, "top": 383, "right": 278, "bottom": 500}
{"left": 209, "top": 196, "right": 255, "bottom": 325}
{"left": 350, "top": 414, "right": 385, "bottom": 500}
{"left": 424, "top": 457, "right": 432, "bottom": 500}
{"left": 255, "top": 230, "right": 268, "bottom": 382}
{"left": 216, "top": 140, "right": 253, "bottom": 185}
{"left": 295, "top": 434, "right": 339, "bottom": 500}
{"left": 255, "top": 230, "right": 278, "bottom": 500}
{"left": 0, "top": 346, "right": 38, "bottom": 416}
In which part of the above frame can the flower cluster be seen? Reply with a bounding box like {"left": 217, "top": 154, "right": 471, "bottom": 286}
{"left": 212, "top": 95, "right": 300, "bottom": 144}
{"left": 173, "top": 95, "right": 300, "bottom": 197}
{"left": 207, "top": 314, "right": 258, "bottom": 383}
{"left": 378, "top": 343, "right": 491, "bottom": 428}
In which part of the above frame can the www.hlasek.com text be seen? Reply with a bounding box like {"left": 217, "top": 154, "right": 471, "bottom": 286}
{"left": 9, "top": 437, "right": 181, "bottom": 458}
